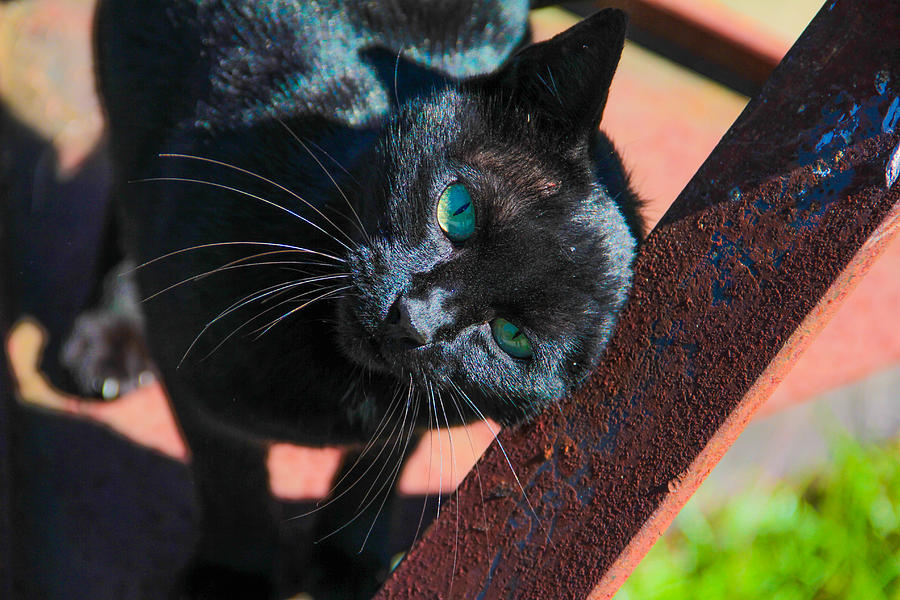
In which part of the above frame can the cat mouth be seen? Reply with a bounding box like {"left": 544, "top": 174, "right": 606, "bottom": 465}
{"left": 336, "top": 296, "right": 437, "bottom": 379}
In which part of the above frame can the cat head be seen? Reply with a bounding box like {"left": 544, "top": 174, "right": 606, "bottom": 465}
{"left": 336, "top": 9, "right": 640, "bottom": 425}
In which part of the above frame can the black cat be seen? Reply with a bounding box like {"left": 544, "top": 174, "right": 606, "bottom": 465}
{"left": 81, "top": 0, "right": 643, "bottom": 597}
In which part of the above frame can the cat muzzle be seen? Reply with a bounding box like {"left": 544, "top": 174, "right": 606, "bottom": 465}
{"left": 382, "top": 289, "right": 455, "bottom": 351}
{"left": 384, "top": 296, "right": 430, "bottom": 348}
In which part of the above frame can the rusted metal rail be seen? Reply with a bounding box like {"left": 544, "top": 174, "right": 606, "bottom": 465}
{"left": 378, "top": 0, "right": 900, "bottom": 597}
{"left": 603, "top": 0, "right": 791, "bottom": 87}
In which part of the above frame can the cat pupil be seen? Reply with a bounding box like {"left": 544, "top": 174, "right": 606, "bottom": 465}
{"left": 491, "top": 318, "right": 534, "bottom": 359}
{"left": 436, "top": 182, "right": 475, "bottom": 242}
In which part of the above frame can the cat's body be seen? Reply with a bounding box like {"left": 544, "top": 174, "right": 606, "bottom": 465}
{"left": 84, "top": 0, "right": 642, "bottom": 596}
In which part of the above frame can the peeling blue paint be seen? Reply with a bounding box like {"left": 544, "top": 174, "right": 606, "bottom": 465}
{"left": 649, "top": 330, "right": 674, "bottom": 351}
{"left": 678, "top": 342, "right": 700, "bottom": 380}
{"left": 883, "top": 96, "right": 900, "bottom": 134}
{"left": 476, "top": 554, "right": 504, "bottom": 600}
{"left": 707, "top": 231, "right": 760, "bottom": 306}
{"left": 815, "top": 130, "right": 835, "bottom": 152}
{"left": 789, "top": 169, "right": 855, "bottom": 232}
{"left": 876, "top": 70, "right": 890, "bottom": 95}
{"left": 799, "top": 77, "right": 896, "bottom": 167}
{"left": 571, "top": 462, "right": 593, "bottom": 506}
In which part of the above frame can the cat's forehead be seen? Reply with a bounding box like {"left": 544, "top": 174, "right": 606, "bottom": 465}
{"left": 391, "top": 88, "right": 585, "bottom": 181}
{"left": 465, "top": 146, "right": 564, "bottom": 200}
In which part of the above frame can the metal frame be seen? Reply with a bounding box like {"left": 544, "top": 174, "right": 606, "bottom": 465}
{"left": 604, "top": 0, "right": 790, "bottom": 85}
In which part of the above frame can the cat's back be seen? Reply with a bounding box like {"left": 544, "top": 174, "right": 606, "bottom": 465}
{"left": 95, "top": 0, "right": 530, "bottom": 174}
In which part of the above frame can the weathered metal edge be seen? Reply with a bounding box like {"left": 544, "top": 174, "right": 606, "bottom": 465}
{"left": 588, "top": 196, "right": 900, "bottom": 599}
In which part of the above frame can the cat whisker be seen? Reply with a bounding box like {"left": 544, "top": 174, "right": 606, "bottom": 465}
{"left": 224, "top": 277, "right": 351, "bottom": 334}
{"left": 409, "top": 377, "right": 433, "bottom": 550}
{"left": 133, "top": 176, "right": 354, "bottom": 254}
{"left": 260, "top": 289, "right": 351, "bottom": 322}
{"left": 313, "top": 384, "right": 415, "bottom": 546}
{"left": 303, "top": 137, "right": 360, "bottom": 187}
{"left": 393, "top": 45, "right": 404, "bottom": 109}
{"left": 210, "top": 274, "right": 344, "bottom": 329}
{"left": 352, "top": 384, "right": 412, "bottom": 515}
{"left": 446, "top": 381, "right": 489, "bottom": 542}
{"left": 231, "top": 253, "right": 340, "bottom": 283}
{"left": 143, "top": 256, "right": 344, "bottom": 303}
{"left": 257, "top": 274, "right": 351, "bottom": 305}
{"left": 182, "top": 283, "right": 347, "bottom": 366}
{"left": 321, "top": 203, "right": 363, "bottom": 238}
{"left": 249, "top": 285, "right": 350, "bottom": 339}
{"left": 434, "top": 385, "right": 460, "bottom": 596}
{"left": 276, "top": 118, "right": 371, "bottom": 245}
{"left": 158, "top": 153, "right": 356, "bottom": 247}
{"left": 546, "top": 66, "right": 562, "bottom": 105}
{"left": 310, "top": 383, "right": 409, "bottom": 510}
{"left": 452, "top": 383, "right": 550, "bottom": 542}
{"left": 358, "top": 384, "right": 420, "bottom": 553}
{"left": 221, "top": 248, "right": 338, "bottom": 270}
{"left": 287, "top": 385, "right": 409, "bottom": 521}
{"left": 130, "top": 240, "right": 345, "bottom": 272}
{"left": 427, "top": 381, "right": 443, "bottom": 522}
{"left": 177, "top": 279, "right": 327, "bottom": 365}
{"left": 188, "top": 274, "right": 346, "bottom": 345}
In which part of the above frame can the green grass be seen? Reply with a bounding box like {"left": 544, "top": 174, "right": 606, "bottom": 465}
{"left": 617, "top": 435, "right": 900, "bottom": 600}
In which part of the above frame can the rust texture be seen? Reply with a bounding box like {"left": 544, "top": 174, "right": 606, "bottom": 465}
{"left": 377, "top": 1, "right": 900, "bottom": 598}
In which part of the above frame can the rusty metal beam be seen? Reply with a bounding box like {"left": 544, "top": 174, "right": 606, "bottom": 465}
{"left": 377, "top": 0, "right": 900, "bottom": 597}
{"left": 603, "top": 0, "right": 791, "bottom": 86}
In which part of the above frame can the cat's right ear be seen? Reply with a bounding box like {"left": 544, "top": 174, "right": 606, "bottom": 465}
{"left": 475, "top": 8, "right": 627, "bottom": 136}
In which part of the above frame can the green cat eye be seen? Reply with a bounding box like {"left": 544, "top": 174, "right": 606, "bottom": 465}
{"left": 491, "top": 318, "right": 533, "bottom": 359}
{"left": 436, "top": 183, "right": 475, "bottom": 242}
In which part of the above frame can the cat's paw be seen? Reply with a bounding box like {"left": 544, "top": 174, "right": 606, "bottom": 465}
{"left": 60, "top": 310, "right": 157, "bottom": 399}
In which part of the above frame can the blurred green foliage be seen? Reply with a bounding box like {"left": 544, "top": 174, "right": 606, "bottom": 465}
{"left": 617, "top": 436, "right": 900, "bottom": 599}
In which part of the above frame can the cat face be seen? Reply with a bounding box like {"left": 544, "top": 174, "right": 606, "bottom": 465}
{"left": 336, "top": 9, "right": 638, "bottom": 425}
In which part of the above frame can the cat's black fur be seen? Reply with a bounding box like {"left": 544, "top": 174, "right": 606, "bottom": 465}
{"left": 85, "top": 0, "right": 642, "bottom": 597}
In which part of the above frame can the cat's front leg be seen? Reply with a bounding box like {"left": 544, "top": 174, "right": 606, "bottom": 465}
{"left": 167, "top": 389, "right": 287, "bottom": 599}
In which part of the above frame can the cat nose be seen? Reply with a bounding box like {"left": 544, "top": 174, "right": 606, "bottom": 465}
{"left": 384, "top": 296, "right": 431, "bottom": 347}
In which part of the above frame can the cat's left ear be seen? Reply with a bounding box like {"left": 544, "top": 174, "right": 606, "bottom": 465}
{"left": 477, "top": 8, "right": 627, "bottom": 134}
